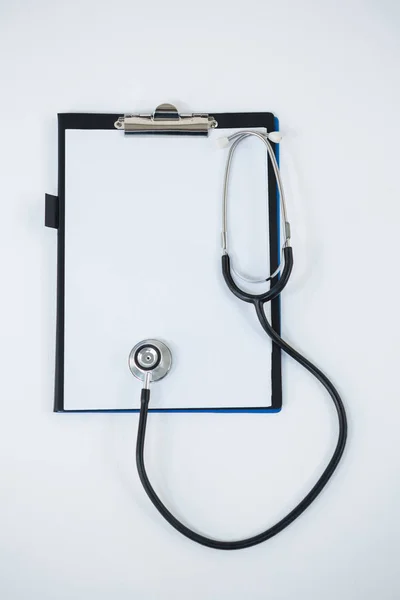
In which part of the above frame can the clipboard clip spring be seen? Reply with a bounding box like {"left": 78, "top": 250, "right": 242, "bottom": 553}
{"left": 114, "top": 103, "right": 218, "bottom": 136}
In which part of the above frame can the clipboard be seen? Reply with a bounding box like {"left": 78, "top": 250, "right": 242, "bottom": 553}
{"left": 45, "top": 105, "right": 282, "bottom": 413}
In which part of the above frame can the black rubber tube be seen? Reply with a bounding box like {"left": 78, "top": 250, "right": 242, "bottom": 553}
{"left": 135, "top": 301, "right": 348, "bottom": 550}
{"left": 222, "top": 246, "right": 293, "bottom": 303}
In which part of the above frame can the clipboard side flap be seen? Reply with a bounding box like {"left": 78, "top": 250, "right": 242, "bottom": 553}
{"left": 45, "top": 193, "right": 59, "bottom": 229}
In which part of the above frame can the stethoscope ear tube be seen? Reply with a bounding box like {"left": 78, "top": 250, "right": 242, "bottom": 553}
{"left": 222, "top": 246, "right": 293, "bottom": 304}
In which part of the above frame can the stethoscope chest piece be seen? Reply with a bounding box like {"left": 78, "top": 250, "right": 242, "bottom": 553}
{"left": 129, "top": 339, "right": 172, "bottom": 383}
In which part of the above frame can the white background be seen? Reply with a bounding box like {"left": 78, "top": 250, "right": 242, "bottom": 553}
{"left": 1, "top": 1, "right": 400, "bottom": 598}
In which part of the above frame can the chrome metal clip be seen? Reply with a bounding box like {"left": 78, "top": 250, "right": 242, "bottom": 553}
{"left": 114, "top": 103, "right": 218, "bottom": 136}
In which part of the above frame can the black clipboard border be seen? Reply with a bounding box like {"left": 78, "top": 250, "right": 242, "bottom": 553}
{"left": 50, "top": 111, "right": 282, "bottom": 413}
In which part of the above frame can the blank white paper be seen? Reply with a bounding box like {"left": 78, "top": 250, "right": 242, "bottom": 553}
{"left": 64, "top": 127, "right": 276, "bottom": 409}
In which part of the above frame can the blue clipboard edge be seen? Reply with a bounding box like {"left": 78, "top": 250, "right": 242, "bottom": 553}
{"left": 49, "top": 111, "right": 282, "bottom": 414}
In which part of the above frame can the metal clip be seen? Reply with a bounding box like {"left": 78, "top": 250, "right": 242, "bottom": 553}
{"left": 114, "top": 103, "right": 218, "bottom": 136}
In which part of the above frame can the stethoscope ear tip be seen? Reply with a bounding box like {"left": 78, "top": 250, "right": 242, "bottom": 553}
{"left": 216, "top": 136, "right": 230, "bottom": 149}
{"left": 267, "top": 131, "right": 282, "bottom": 143}
{"left": 217, "top": 131, "right": 282, "bottom": 147}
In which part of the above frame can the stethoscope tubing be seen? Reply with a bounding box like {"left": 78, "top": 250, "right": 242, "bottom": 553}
{"left": 222, "top": 247, "right": 293, "bottom": 304}
{"left": 134, "top": 130, "right": 348, "bottom": 550}
{"left": 136, "top": 290, "right": 347, "bottom": 550}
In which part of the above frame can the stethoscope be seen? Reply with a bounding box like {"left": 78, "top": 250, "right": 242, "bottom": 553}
{"left": 128, "top": 131, "right": 348, "bottom": 551}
